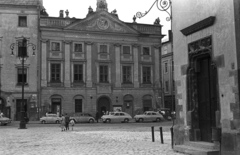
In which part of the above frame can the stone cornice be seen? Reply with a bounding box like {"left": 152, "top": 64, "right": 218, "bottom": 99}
{"left": 181, "top": 16, "right": 215, "bottom": 36}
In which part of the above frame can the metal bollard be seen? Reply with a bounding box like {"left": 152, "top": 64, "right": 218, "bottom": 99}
{"left": 151, "top": 126, "right": 155, "bottom": 142}
{"left": 160, "top": 127, "right": 164, "bottom": 144}
{"left": 170, "top": 127, "right": 174, "bottom": 148}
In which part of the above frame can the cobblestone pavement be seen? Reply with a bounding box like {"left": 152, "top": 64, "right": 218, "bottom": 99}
{"left": 0, "top": 124, "right": 184, "bottom": 155}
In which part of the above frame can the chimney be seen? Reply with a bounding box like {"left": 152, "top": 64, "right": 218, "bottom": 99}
{"left": 59, "top": 10, "right": 64, "bottom": 18}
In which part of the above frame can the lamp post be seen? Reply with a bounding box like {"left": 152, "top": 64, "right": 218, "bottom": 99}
{"left": 10, "top": 37, "right": 36, "bottom": 129}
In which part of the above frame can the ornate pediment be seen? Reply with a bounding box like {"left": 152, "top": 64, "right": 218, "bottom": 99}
{"left": 64, "top": 12, "right": 139, "bottom": 34}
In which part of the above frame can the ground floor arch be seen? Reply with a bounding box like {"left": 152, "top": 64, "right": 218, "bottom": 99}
{"left": 97, "top": 96, "right": 111, "bottom": 116}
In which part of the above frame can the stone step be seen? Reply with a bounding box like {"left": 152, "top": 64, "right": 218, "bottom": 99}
{"left": 174, "top": 144, "right": 220, "bottom": 155}
{"left": 186, "top": 141, "right": 220, "bottom": 150}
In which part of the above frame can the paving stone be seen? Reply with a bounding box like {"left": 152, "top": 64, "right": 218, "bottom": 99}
{"left": 0, "top": 126, "right": 184, "bottom": 155}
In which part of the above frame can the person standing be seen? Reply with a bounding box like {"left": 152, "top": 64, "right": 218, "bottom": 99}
{"left": 95, "top": 111, "right": 100, "bottom": 123}
{"left": 60, "top": 114, "right": 65, "bottom": 131}
{"left": 65, "top": 113, "right": 70, "bottom": 131}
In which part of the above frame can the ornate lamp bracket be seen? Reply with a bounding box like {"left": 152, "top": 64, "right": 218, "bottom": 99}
{"left": 136, "top": 0, "right": 172, "bottom": 21}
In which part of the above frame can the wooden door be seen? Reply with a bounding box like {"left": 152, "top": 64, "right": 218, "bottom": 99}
{"left": 197, "top": 57, "right": 214, "bottom": 142}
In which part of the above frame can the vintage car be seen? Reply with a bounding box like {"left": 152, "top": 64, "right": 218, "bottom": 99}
{"left": 134, "top": 111, "right": 164, "bottom": 122}
{"left": 101, "top": 112, "right": 132, "bottom": 123}
{"left": 40, "top": 113, "right": 62, "bottom": 124}
{"left": 70, "top": 113, "right": 95, "bottom": 123}
{"left": 0, "top": 115, "right": 11, "bottom": 125}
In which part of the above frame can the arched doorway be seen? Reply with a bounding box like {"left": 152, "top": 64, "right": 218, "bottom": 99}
{"left": 187, "top": 36, "right": 219, "bottom": 142}
{"left": 97, "top": 96, "right": 111, "bottom": 116}
{"left": 123, "top": 94, "right": 134, "bottom": 117}
{"left": 50, "top": 95, "right": 63, "bottom": 117}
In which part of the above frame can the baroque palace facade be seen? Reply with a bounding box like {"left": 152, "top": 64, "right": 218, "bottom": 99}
{"left": 0, "top": 0, "right": 163, "bottom": 120}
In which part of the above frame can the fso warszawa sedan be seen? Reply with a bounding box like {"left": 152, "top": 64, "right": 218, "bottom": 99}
{"left": 101, "top": 112, "right": 132, "bottom": 123}
{"left": 134, "top": 111, "right": 164, "bottom": 122}
{"left": 40, "top": 114, "right": 62, "bottom": 124}
{"left": 70, "top": 113, "right": 95, "bottom": 123}
{"left": 0, "top": 115, "right": 11, "bottom": 125}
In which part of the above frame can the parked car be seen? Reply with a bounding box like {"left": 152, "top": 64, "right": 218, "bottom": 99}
{"left": 0, "top": 115, "right": 11, "bottom": 125}
{"left": 101, "top": 112, "right": 132, "bottom": 123}
{"left": 40, "top": 113, "right": 62, "bottom": 124}
{"left": 134, "top": 111, "right": 164, "bottom": 122}
{"left": 70, "top": 113, "right": 95, "bottom": 123}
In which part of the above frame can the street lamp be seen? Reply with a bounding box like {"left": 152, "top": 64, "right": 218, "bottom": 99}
{"left": 10, "top": 37, "right": 36, "bottom": 129}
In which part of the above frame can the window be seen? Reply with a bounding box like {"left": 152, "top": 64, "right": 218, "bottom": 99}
{"left": 51, "top": 42, "right": 60, "bottom": 51}
{"left": 142, "top": 66, "right": 151, "bottom": 84}
{"left": 51, "top": 64, "right": 61, "bottom": 82}
{"left": 99, "top": 65, "right": 108, "bottom": 83}
{"left": 100, "top": 45, "right": 107, "bottom": 53}
{"left": 75, "top": 99, "right": 82, "bottom": 113}
{"left": 18, "top": 16, "right": 27, "bottom": 27}
{"left": 143, "top": 47, "right": 150, "bottom": 55}
{"left": 18, "top": 40, "right": 27, "bottom": 57}
{"left": 74, "top": 44, "right": 83, "bottom": 52}
{"left": 123, "top": 46, "right": 130, "bottom": 54}
{"left": 165, "top": 81, "right": 169, "bottom": 92}
{"left": 122, "top": 66, "right": 132, "bottom": 83}
{"left": 172, "top": 80, "right": 175, "bottom": 91}
{"left": 165, "top": 62, "right": 168, "bottom": 73}
{"left": 74, "top": 64, "right": 83, "bottom": 83}
{"left": 17, "top": 68, "right": 27, "bottom": 84}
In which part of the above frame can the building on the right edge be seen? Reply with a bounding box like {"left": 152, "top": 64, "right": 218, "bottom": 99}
{"left": 172, "top": 0, "right": 240, "bottom": 154}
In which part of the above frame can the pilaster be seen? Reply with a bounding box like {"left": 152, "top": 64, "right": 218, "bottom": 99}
{"left": 86, "top": 42, "right": 93, "bottom": 87}
{"left": 114, "top": 43, "right": 121, "bottom": 87}
{"left": 64, "top": 40, "right": 71, "bottom": 87}
{"left": 133, "top": 44, "right": 140, "bottom": 88}
{"left": 41, "top": 39, "right": 48, "bottom": 87}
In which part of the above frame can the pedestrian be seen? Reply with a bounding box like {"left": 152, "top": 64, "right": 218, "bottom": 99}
{"left": 69, "top": 119, "right": 75, "bottom": 131}
{"left": 65, "top": 113, "right": 70, "bottom": 131}
{"left": 95, "top": 111, "right": 100, "bottom": 123}
{"left": 60, "top": 114, "right": 66, "bottom": 131}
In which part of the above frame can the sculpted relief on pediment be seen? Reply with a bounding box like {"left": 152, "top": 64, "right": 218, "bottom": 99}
{"left": 68, "top": 17, "right": 128, "bottom": 33}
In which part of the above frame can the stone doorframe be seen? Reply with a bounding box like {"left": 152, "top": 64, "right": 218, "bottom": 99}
{"left": 186, "top": 36, "right": 220, "bottom": 141}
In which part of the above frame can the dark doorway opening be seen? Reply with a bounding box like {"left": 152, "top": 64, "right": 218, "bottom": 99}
{"left": 16, "top": 99, "right": 27, "bottom": 121}
{"left": 97, "top": 96, "right": 111, "bottom": 117}
{"left": 51, "top": 98, "right": 61, "bottom": 117}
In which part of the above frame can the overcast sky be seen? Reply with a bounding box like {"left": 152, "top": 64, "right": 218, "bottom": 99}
{"left": 43, "top": 0, "right": 171, "bottom": 40}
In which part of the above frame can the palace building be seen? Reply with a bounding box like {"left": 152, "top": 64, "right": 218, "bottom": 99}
{"left": 39, "top": 0, "right": 163, "bottom": 118}
{"left": 0, "top": 0, "right": 163, "bottom": 120}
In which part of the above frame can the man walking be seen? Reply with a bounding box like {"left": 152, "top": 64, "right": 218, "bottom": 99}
{"left": 65, "top": 113, "right": 70, "bottom": 130}
{"left": 96, "top": 111, "right": 100, "bottom": 123}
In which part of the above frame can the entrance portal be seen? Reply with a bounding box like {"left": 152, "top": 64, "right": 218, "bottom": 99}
{"left": 187, "top": 36, "right": 219, "bottom": 142}
{"left": 97, "top": 96, "right": 111, "bottom": 116}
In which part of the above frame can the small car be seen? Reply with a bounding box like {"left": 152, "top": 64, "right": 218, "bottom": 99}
{"left": 40, "top": 113, "right": 62, "bottom": 124}
{"left": 134, "top": 111, "right": 164, "bottom": 122}
{"left": 0, "top": 115, "right": 11, "bottom": 125}
{"left": 70, "top": 113, "right": 95, "bottom": 123}
{"left": 101, "top": 112, "right": 132, "bottom": 123}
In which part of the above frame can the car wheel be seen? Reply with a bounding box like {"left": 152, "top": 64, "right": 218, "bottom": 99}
{"left": 106, "top": 119, "right": 111, "bottom": 123}
{"left": 139, "top": 118, "right": 144, "bottom": 122}
{"left": 89, "top": 119, "right": 94, "bottom": 123}
{"left": 124, "top": 118, "right": 129, "bottom": 123}
{"left": 156, "top": 118, "right": 161, "bottom": 122}
{"left": 41, "top": 120, "right": 46, "bottom": 124}
{"left": 56, "top": 120, "right": 60, "bottom": 124}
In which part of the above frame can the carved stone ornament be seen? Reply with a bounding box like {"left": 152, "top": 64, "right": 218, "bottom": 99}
{"left": 97, "top": 17, "right": 109, "bottom": 30}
